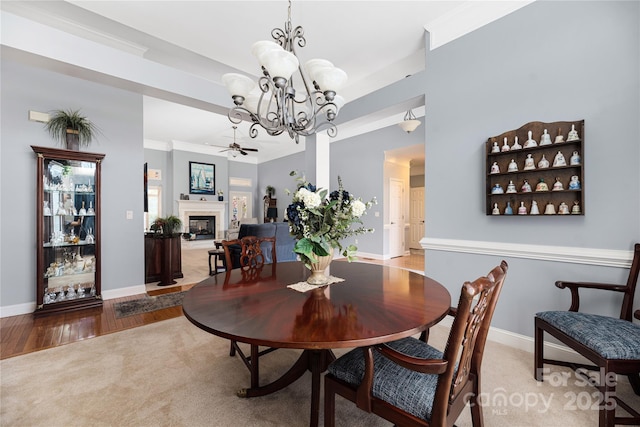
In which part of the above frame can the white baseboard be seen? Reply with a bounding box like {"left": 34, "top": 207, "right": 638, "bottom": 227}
{"left": 0, "top": 284, "right": 147, "bottom": 318}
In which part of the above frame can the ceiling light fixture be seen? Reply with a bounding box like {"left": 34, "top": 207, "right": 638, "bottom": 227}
{"left": 398, "top": 109, "right": 421, "bottom": 133}
{"left": 221, "top": 0, "right": 347, "bottom": 144}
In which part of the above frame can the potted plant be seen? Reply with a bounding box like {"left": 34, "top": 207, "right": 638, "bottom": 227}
{"left": 266, "top": 185, "right": 275, "bottom": 198}
{"left": 150, "top": 215, "right": 183, "bottom": 237}
{"left": 44, "top": 109, "right": 101, "bottom": 150}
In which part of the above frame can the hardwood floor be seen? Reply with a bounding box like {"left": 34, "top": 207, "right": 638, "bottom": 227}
{"left": 0, "top": 250, "right": 424, "bottom": 360}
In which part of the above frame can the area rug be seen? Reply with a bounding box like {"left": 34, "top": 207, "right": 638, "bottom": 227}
{"left": 113, "top": 291, "right": 186, "bottom": 318}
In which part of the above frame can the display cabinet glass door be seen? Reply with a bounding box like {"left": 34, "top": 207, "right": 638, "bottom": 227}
{"left": 33, "top": 146, "right": 104, "bottom": 315}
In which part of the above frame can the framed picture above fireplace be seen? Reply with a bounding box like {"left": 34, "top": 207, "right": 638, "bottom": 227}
{"left": 189, "top": 161, "right": 215, "bottom": 194}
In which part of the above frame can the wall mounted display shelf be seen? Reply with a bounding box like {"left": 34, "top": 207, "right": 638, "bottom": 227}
{"left": 32, "top": 145, "right": 105, "bottom": 315}
{"left": 485, "top": 120, "right": 584, "bottom": 216}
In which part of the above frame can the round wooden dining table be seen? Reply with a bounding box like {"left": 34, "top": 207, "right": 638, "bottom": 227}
{"left": 183, "top": 261, "right": 451, "bottom": 427}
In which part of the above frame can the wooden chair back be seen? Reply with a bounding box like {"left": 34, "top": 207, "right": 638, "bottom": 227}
{"left": 620, "top": 243, "right": 640, "bottom": 321}
{"left": 221, "top": 236, "right": 277, "bottom": 271}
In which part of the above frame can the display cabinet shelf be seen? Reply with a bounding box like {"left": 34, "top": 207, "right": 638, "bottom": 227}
{"left": 32, "top": 145, "right": 105, "bottom": 315}
{"left": 486, "top": 120, "right": 584, "bottom": 216}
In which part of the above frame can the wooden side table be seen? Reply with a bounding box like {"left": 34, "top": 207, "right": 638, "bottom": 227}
{"left": 208, "top": 241, "right": 226, "bottom": 275}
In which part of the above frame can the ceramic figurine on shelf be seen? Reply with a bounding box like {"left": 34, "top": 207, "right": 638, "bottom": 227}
{"left": 490, "top": 162, "right": 500, "bottom": 174}
{"left": 523, "top": 154, "right": 536, "bottom": 170}
{"left": 567, "top": 124, "right": 580, "bottom": 141}
{"left": 570, "top": 151, "right": 581, "bottom": 165}
{"left": 553, "top": 151, "right": 567, "bottom": 167}
{"left": 518, "top": 202, "right": 527, "bottom": 215}
{"left": 501, "top": 139, "right": 510, "bottom": 152}
{"left": 43, "top": 201, "right": 52, "bottom": 216}
{"left": 535, "top": 178, "right": 549, "bottom": 192}
{"left": 507, "top": 159, "right": 518, "bottom": 172}
{"left": 524, "top": 130, "right": 538, "bottom": 148}
{"left": 568, "top": 175, "right": 581, "bottom": 190}
{"left": 521, "top": 179, "right": 532, "bottom": 193}
{"left": 87, "top": 201, "right": 95, "bottom": 215}
{"left": 504, "top": 201, "right": 513, "bottom": 215}
{"left": 56, "top": 201, "right": 65, "bottom": 216}
{"left": 491, "top": 141, "right": 500, "bottom": 153}
{"left": 78, "top": 201, "right": 87, "bottom": 216}
{"left": 530, "top": 200, "right": 540, "bottom": 215}
{"left": 538, "top": 154, "right": 550, "bottom": 169}
{"left": 492, "top": 203, "right": 500, "bottom": 215}
{"left": 554, "top": 128, "right": 565, "bottom": 143}
{"left": 552, "top": 177, "right": 564, "bottom": 191}
{"left": 506, "top": 180, "right": 517, "bottom": 193}
{"left": 540, "top": 129, "right": 552, "bottom": 145}
{"left": 544, "top": 202, "right": 557, "bottom": 215}
{"left": 491, "top": 183, "right": 504, "bottom": 194}
{"left": 571, "top": 201, "right": 581, "bottom": 214}
{"left": 558, "top": 202, "right": 570, "bottom": 215}
{"left": 511, "top": 136, "right": 522, "bottom": 150}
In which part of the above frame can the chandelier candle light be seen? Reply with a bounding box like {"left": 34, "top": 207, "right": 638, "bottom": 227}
{"left": 286, "top": 171, "right": 376, "bottom": 285}
{"left": 222, "top": 0, "right": 347, "bottom": 143}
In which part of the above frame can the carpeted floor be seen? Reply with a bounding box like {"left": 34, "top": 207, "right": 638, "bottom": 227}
{"left": 114, "top": 292, "right": 187, "bottom": 318}
{"left": 2, "top": 316, "right": 638, "bottom": 426}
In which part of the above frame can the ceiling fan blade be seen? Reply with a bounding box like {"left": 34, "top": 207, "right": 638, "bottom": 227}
{"left": 241, "top": 147, "right": 258, "bottom": 152}
{"left": 219, "top": 148, "right": 231, "bottom": 152}
{"left": 240, "top": 150, "right": 248, "bottom": 155}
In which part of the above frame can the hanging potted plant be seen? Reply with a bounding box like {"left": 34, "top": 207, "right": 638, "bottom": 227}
{"left": 44, "top": 109, "right": 101, "bottom": 150}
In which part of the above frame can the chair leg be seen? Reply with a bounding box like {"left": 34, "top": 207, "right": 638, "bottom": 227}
{"left": 628, "top": 373, "right": 640, "bottom": 395}
{"left": 230, "top": 340, "right": 236, "bottom": 357}
{"left": 470, "top": 375, "right": 484, "bottom": 427}
{"left": 534, "top": 321, "right": 544, "bottom": 381}
{"left": 324, "top": 377, "right": 336, "bottom": 427}
{"left": 599, "top": 367, "right": 616, "bottom": 427}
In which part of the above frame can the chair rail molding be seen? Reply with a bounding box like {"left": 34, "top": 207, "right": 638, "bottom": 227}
{"left": 421, "top": 238, "right": 633, "bottom": 268}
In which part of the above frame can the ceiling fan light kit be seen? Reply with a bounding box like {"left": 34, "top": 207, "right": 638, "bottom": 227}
{"left": 222, "top": 0, "right": 347, "bottom": 143}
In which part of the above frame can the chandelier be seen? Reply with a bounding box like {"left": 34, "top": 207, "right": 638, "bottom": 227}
{"left": 221, "top": 0, "right": 347, "bottom": 144}
{"left": 398, "top": 109, "right": 421, "bottom": 133}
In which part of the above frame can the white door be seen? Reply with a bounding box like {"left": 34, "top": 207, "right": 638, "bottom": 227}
{"left": 409, "top": 187, "right": 425, "bottom": 249}
{"left": 389, "top": 178, "right": 404, "bottom": 258}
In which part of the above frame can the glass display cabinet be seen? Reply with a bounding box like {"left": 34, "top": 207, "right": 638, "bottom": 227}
{"left": 32, "top": 146, "right": 105, "bottom": 315}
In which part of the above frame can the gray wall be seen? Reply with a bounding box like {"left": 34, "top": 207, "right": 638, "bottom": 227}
{"left": 258, "top": 151, "right": 305, "bottom": 222}
{"left": 1, "top": 59, "right": 145, "bottom": 306}
{"left": 423, "top": 1, "right": 639, "bottom": 335}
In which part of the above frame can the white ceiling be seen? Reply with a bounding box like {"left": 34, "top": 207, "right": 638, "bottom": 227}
{"left": 2, "top": 0, "right": 533, "bottom": 163}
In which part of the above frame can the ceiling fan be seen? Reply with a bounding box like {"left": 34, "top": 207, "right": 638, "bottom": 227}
{"left": 219, "top": 126, "right": 258, "bottom": 156}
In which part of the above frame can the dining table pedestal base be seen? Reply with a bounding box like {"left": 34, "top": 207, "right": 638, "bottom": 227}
{"left": 237, "top": 348, "right": 336, "bottom": 427}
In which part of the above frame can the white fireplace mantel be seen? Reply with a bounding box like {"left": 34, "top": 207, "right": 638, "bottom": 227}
{"left": 177, "top": 200, "right": 226, "bottom": 240}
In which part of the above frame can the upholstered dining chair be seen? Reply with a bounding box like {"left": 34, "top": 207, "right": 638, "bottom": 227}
{"left": 324, "top": 261, "right": 508, "bottom": 427}
{"left": 534, "top": 243, "right": 640, "bottom": 427}
{"left": 221, "top": 236, "right": 279, "bottom": 378}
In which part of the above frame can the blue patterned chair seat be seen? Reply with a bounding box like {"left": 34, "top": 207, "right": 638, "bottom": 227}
{"left": 536, "top": 311, "right": 640, "bottom": 360}
{"left": 328, "top": 337, "right": 445, "bottom": 421}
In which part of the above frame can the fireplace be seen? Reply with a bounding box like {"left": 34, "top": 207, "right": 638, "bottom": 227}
{"left": 177, "top": 200, "right": 226, "bottom": 248}
{"left": 188, "top": 215, "right": 215, "bottom": 240}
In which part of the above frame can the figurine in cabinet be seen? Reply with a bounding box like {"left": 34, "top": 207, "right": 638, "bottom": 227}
{"left": 538, "top": 154, "right": 550, "bottom": 169}
{"left": 43, "top": 201, "right": 52, "bottom": 216}
{"left": 524, "top": 130, "right": 537, "bottom": 148}
{"left": 491, "top": 184, "right": 504, "bottom": 194}
{"left": 520, "top": 179, "right": 532, "bottom": 193}
{"left": 511, "top": 136, "right": 522, "bottom": 150}
{"left": 567, "top": 124, "right": 580, "bottom": 141}
{"left": 491, "top": 141, "right": 500, "bottom": 153}
{"left": 554, "top": 128, "right": 565, "bottom": 143}
{"left": 507, "top": 159, "right": 518, "bottom": 172}
{"left": 490, "top": 162, "right": 500, "bottom": 174}
{"left": 492, "top": 203, "right": 500, "bottom": 215}
{"left": 553, "top": 151, "right": 567, "bottom": 167}
{"left": 530, "top": 200, "right": 540, "bottom": 215}
{"left": 552, "top": 177, "right": 564, "bottom": 191}
{"left": 506, "top": 180, "right": 517, "bottom": 193}
{"left": 540, "top": 129, "right": 552, "bottom": 145}
{"left": 558, "top": 202, "right": 570, "bottom": 215}
{"left": 535, "top": 179, "right": 549, "bottom": 192}
{"left": 517, "top": 202, "right": 527, "bottom": 215}
{"left": 504, "top": 202, "right": 513, "bottom": 215}
{"left": 544, "top": 202, "right": 556, "bottom": 215}
{"left": 501, "top": 139, "right": 510, "bottom": 152}
{"left": 523, "top": 154, "right": 536, "bottom": 170}
{"left": 568, "top": 175, "right": 581, "bottom": 190}
{"left": 570, "top": 151, "right": 581, "bottom": 165}
{"left": 571, "top": 201, "right": 581, "bottom": 214}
